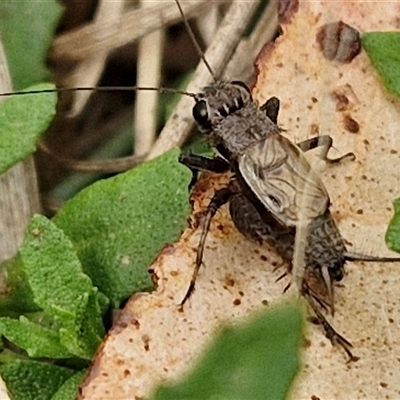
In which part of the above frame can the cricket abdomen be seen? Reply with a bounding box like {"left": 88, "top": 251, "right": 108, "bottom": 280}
{"left": 229, "top": 190, "right": 295, "bottom": 263}
{"left": 305, "top": 209, "right": 346, "bottom": 282}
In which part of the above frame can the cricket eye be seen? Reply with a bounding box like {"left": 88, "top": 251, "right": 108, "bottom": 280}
{"left": 193, "top": 100, "right": 209, "bottom": 124}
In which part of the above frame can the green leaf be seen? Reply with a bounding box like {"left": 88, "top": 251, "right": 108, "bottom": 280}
{"left": 0, "top": 316, "right": 72, "bottom": 359}
{"left": 362, "top": 32, "right": 400, "bottom": 97}
{"left": 0, "top": 360, "right": 75, "bottom": 400}
{"left": 0, "top": 1, "right": 63, "bottom": 89}
{"left": 0, "top": 84, "right": 57, "bottom": 174}
{"left": 0, "top": 255, "right": 109, "bottom": 318}
{"left": 50, "top": 370, "right": 87, "bottom": 400}
{"left": 0, "top": 348, "right": 24, "bottom": 365}
{"left": 19, "top": 215, "right": 104, "bottom": 359}
{"left": 385, "top": 198, "right": 400, "bottom": 252}
{"left": 0, "top": 255, "right": 39, "bottom": 315}
{"left": 54, "top": 148, "right": 191, "bottom": 307}
{"left": 153, "top": 303, "right": 303, "bottom": 400}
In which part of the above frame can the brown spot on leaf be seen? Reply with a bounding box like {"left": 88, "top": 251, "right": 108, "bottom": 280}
{"left": 310, "top": 123, "right": 319, "bottom": 136}
{"left": 142, "top": 335, "right": 150, "bottom": 351}
{"left": 332, "top": 92, "right": 349, "bottom": 111}
{"left": 132, "top": 319, "right": 140, "bottom": 329}
{"left": 278, "top": 0, "right": 299, "bottom": 23}
{"left": 161, "top": 243, "right": 176, "bottom": 255}
{"left": 316, "top": 21, "right": 361, "bottom": 62}
{"left": 255, "top": 42, "right": 277, "bottom": 74}
{"left": 344, "top": 115, "right": 360, "bottom": 133}
{"left": 224, "top": 276, "right": 235, "bottom": 287}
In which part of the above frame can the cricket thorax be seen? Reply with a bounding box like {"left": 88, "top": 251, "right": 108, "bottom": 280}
{"left": 193, "top": 81, "right": 278, "bottom": 157}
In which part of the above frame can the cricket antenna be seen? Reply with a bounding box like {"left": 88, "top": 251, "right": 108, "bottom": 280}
{"left": 344, "top": 252, "right": 400, "bottom": 262}
{"left": 0, "top": 86, "right": 197, "bottom": 99}
{"left": 174, "top": 0, "right": 218, "bottom": 82}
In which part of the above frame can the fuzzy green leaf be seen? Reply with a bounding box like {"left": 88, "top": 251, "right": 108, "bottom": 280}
{"left": 19, "top": 215, "right": 104, "bottom": 359}
{"left": 0, "top": 1, "right": 63, "bottom": 89}
{"left": 362, "top": 32, "right": 400, "bottom": 97}
{"left": 54, "top": 148, "right": 191, "bottom": 308}
{"left": 0, "top": 255, "right": 39, "bottom": 315}
{"left": 0, "top": 84, "right": 57, "bottom": 174}
{"left": 153, "top": 304, "right": 303, "bottom": 400}
{"left": 0, "top": 360, "right": 75, "bottom": 400}
{"left": 385, "top": 198, "right": 400, "bottom": 253}
{"left": 0, "top": 316, "right": 72, "bottom": 359}
{"left": 50, "top": 370, "right": 87, "bottom": 400}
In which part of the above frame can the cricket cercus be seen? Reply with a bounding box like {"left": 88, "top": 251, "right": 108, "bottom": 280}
{"left": 177, "top": 79, "right": 400, "bottom": 360}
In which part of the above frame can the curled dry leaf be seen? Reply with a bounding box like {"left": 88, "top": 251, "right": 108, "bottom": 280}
{"left": 80, "top": 1, "right": 400, "bottom": 399}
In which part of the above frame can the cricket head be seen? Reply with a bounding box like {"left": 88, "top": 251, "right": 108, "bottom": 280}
{"left": 192, "top": 81, "right": 253, "bottom": 134}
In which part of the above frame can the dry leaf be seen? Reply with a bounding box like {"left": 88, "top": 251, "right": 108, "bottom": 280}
{"left": 80, "top": 1, "right": 400, "bottom": 399}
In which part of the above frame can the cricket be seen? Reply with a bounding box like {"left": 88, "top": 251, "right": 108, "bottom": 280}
{"left": 172, "top": 0, "right": 400, "bottom": 360}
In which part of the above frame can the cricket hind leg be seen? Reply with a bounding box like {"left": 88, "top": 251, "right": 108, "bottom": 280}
{"left": 179, "top": 153, "right": 230, "bottom": 190}
{"left": 297, "top": 135, "right": 355, "bottom": 164}
{"left": 229, "top": 191, "right": 356, "bottom": 360}
{"left": 260, "top": 100, "right": 354, "bottom": 163}
{"left": 302, "top": 283, "right": 357, "bottom": 362}
{"left": 180, "top": 185, "right": 233, "bottom": 307}
{"left": 304, "top": 210, "right": 347, "bottom": 316}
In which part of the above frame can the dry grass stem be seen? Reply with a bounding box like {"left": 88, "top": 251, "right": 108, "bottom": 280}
{"left": 38, "top": 142, "right": 145, "bottom": 173}
{"left": 51, "top": 1, "right": 209, "bottom": 62}
{"left": 0, "top": 41, "right": 41, "bottom": 262}
{"left": 134, "top": 0, "right": 165, "bottom": 157}
{"left": 67, "top": 0, "right": 126, "bottom": 115}
{"left": 224, "top": 0, "right": 279, "bottom": 82}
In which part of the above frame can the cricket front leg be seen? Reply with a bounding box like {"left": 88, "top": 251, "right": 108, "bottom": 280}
{"left": 180, "top": 186, "right": 233, "bottom": 307}
{"left": 260, "top": 96, "right": 280, "bottom": 124}
{"left": 179, "top": 153, "right": 230, "bottom": 190}
{"left": 297, "top": 135, "right": 355, "bottom": 164}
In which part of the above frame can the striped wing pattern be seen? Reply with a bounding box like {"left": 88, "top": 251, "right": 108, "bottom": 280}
{"left": 239, "top": 133, "right": 329, "bottom": 226}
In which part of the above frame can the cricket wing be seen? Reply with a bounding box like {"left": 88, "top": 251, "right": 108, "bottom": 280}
{"left": 239, "top": 133, "right": 329, "bottom": 226}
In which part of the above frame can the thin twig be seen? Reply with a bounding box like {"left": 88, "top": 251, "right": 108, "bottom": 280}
{"left": 50, "top": 1, "right": 209, "bottom": 61}
{"left": 38, "top": 142, "right": 146, "bottom": 173}
{"left": 194, "top": 2, "right": 220, "bottom": 48}
{"left": 134, "top": 0, "right": 165, "bottom": 156}
{"left": 67, "top": 0, "right": 126, "bottom": 115}
{"left": 224, "top": 0, "right": 279, "bottom": 82}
